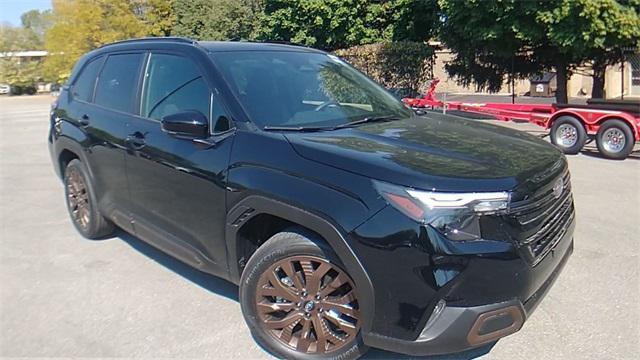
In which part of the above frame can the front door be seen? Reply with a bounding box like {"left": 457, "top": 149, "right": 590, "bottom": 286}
{"left": 125, "top": 52, "right": 234, "bottom": 271}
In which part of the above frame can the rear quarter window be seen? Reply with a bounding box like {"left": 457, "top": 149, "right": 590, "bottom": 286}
{"left": 94, "top": 53, "right": 144, "bottom": 113}
{"left": 71, "top": 57, "right": 103, "bottom": 102}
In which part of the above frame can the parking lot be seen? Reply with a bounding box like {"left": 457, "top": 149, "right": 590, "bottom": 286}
{"left": 1, "top": 95, "right": 638, "bottom": 359}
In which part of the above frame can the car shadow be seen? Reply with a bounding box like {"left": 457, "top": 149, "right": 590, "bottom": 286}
{"left": 363, "top": 343, "right": 495, "bottom": 359}
{"left": 579, "top": 147, "right": 640, "bottom": 161}
{"left": 111, "top": 229, "right": 495, "bottom": 359}
{"left": 115, "top": 229, "right": 239, "bottom": 301}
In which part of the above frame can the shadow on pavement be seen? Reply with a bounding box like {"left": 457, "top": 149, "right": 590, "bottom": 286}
{"left": 579, "top": 147, "right": 640, "bottom": 161}
{"left": 111, "top": 230, "right": 496, "bottom": 360}
{"left": 116, "top": 229, "right": 239, "bottom": 302}
{"left": 363, "top": 342, "right": 495, "bottom": 360}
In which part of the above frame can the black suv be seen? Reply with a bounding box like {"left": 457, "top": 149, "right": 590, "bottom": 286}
{"left": 48, "top": 38, "right": 575, "bottom": 359}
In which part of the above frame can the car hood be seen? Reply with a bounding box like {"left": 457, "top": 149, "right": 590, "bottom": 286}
{"left": 283, "top": 113, "right": 565, "bottom": 192}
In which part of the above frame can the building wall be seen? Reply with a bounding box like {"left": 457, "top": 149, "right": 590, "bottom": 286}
{"left": 604, "top": 58, "right": 639, "bottom": 99}
{"left": 432, "top": 49, "right": 639, "bottom": 99}
{"left": 432, "top": 50, "right": 530, "bottom": 95}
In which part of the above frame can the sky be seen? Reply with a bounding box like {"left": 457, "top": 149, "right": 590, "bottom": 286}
{"left": 0, "top": 0, "right": 51, "bottom": 26}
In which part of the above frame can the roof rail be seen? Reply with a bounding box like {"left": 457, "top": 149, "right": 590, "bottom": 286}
{"left": 99, "top": 37, "right": 196, "bottom": 48}
{"left": 257, "top": 40, "right": 312, "bottom": 49}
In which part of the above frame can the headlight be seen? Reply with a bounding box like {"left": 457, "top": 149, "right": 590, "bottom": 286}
{"left": 374, "top": 181, "right": 510, "bottom": 241}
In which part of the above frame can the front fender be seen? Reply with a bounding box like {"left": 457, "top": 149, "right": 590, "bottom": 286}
{"left": 225, "top": 195, "right": 377, "bottom": 335}
{"left": 224, "top": 130, "right": 386, "bottom": 335}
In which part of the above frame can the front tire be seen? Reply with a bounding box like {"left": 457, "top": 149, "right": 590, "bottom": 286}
{"left": 595, "top": 120, "right": 635, "bottom": 160}
{"left": 64, "top": 159, "right": 114, "bottom": 239}
{"left": 239, "top": 231, "right": 368, "bottom": 360}
{"left": 550, "top": 116, "right": 587, "bottom": 155}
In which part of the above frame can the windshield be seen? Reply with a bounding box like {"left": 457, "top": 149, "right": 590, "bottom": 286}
{"left": 211, "top": 51, "right": 413, "bottom": 129}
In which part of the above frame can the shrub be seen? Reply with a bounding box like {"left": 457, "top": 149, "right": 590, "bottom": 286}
{"left": 335, "top": 41, "right": 434, "bottom": 93}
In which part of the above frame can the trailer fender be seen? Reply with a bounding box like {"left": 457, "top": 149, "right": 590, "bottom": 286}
{"left": 547, "top": 111, "right": 587, "bottom": 131}
{"left": 549, "top": 109, "right": 639, "bottom": 140}
{"left": 594, "top": 116, "right": 639, "bottom": 141}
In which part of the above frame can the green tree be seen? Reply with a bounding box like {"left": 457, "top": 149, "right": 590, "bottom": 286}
{"left": 335, "top": 42, "right": 434, "bottom": 91}
{"left": 1, "top": 12, "right": 51, "bottom": 88}
{"left": 438, "top": 1, "right": 558, "bottom": 99}
{"left": 538, "top": 0, "right": 640, "bottom": 99}
{"left": 21, "top": 9, "right": 53, "bottom": 43}
{"left": 0, "top": 24, "right": 42, "bottom": 52}
{"left": 257, "top": 0, "right": 438, "bottom": 51}
{"left": 43, "top": 0, "right": 162, "bottom": 82}
{"left": 133, "top": 0, "right": 176, "bottom": 36}
{"left": 0, "top": 59, "right": 41, "bottom": 87}
{"left": 438, "top": 0, "right": 640, "bottom": 103}
{"left": 391, "top": 0, "right": 439, "bottom": 42}
{"left": 172, "top": 0, "right": 260, "bottom": 40}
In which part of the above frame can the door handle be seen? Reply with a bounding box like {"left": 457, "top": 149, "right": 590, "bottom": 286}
{"left": 125, "top": 132, "right": 146, "bottom": 150}
{"left": 79, "top": 114, "right": 90, "bottom": 127}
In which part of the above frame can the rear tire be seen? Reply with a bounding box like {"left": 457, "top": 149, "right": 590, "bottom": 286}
{"left": 550, "top": 116, "right": 587, "bottom": 155}
{"left": 239, "top": 231, "right": 368, "bottom": 360}
{"left": 595, "top": 120, "right": 635, "bottom": 160}
{"left": 64, "top": 159, "right": 114, "bottom": 239}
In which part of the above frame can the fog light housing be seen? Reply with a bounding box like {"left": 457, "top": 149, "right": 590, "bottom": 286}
{"left": 422, "top": 299, "right": 447, "bottom": 333}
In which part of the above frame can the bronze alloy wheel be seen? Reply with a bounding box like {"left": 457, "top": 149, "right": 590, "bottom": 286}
{"left": 66, "top": 167, "right": 91, "bottom": 230}
{"left": 255, "top": 255, "right": 360, "bottom": 355}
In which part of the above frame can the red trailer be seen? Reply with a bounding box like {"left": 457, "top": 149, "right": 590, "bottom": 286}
{"left": 404, "top": 82, "right": 640, "bottom": 160}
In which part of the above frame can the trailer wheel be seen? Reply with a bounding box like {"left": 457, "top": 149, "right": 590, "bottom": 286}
{"left": 595, "top": 120, "right": 635, "bottom": 160}
{"left": 550, "top": 116, "right": 587, "bottom": 155}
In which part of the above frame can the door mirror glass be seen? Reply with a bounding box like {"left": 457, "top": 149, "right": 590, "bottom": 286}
{"left": 161, "top": 110, "right": 209, "bottom": 138}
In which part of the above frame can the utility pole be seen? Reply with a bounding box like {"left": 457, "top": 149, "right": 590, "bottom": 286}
{"left": 511, "top": 56, "right": 516, "bottom": 104}
{"left": 620, "top": 48, "right": 625, "bottom": 100}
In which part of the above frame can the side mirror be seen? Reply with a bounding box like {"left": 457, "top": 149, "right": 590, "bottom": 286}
{"left": 161, "top": 110, "right": 208, "bottom": 138}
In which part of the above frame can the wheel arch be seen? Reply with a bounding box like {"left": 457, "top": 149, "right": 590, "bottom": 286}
{"left": 58, "top": 149, "right": 79, "bottom": 176}
{"left": 548, "top": 111, "right": 587, "bottom": 131}
{"left": 226, "top": 195, "right": 376, "bottom": 334}
{"left": 53, "top": 137, "right": 90, "bottom": 180}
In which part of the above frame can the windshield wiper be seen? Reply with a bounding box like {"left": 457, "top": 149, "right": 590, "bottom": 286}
{"left": 263, "top": 115, "right": 400, "bottom": 132}
{"left": 263, "top": 125, "right": 330, "bottom": 132}
{"left": 334, "top": 115, "right": 400, "bottom": 129}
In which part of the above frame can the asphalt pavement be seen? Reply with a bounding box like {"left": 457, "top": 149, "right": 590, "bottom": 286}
{"left": 1, "top": 95, "right": 638, "bottom": 359}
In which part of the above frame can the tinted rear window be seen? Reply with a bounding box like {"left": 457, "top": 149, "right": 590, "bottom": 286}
{"left": 94, "top": 53, "right": 143, "bottom": 113}
{"left": 72, "top": 57, "right": 103, "bottom": 102}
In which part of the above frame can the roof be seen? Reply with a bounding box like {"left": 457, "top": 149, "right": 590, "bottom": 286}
{"left": 197, "top": 41, "right": 323, "bottom": 53}
{"left": 97, "top": 37, "right": 323, "bottom": 54}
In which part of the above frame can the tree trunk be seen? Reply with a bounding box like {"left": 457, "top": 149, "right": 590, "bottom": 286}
{"left": 555, "top": 62, "right": 568, "bottom": 104}
{"left": 591, "top": 60, "right": 606, "bottom": 99}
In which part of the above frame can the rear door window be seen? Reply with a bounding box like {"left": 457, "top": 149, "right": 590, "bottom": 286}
{"left": 72, "top": 57, "right": 103, "bottom": 102}
{"left": 141, "top": 53, "right": 210, "bottom": 121}
{"left": 94, "top": 53, "right": 144, "bottom": 113}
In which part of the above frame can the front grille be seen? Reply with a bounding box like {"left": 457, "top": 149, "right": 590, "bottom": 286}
{"left": 508, "top": 171, "right": 575, "bottom": 265}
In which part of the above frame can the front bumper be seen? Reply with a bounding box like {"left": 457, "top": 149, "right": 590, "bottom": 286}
{"left": 363, "top": 238, "right": 573, "bottom": 356}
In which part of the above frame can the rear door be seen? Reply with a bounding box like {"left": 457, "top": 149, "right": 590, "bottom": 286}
{"left": 124, "top": 51, "right": 235, "bottom": 270}
{"left": 65, "top": 52, "right": 145, "bottom": 232}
